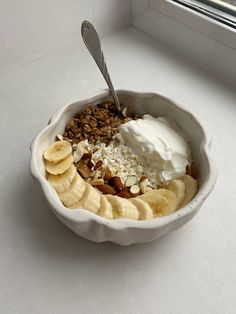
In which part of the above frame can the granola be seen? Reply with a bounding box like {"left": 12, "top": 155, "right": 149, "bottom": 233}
{"left": 63, "top": 102, "right": 138, "bottom": 145}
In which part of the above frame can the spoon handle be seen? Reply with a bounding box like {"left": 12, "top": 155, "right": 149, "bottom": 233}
{"left": 81, "top": 20, "right": 121, "bottom": 112}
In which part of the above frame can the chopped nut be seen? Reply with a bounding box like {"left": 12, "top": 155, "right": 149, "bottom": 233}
{"left": 103, "top": 167, "right": 112, "bottom": 181}
{"left": 78, "top": 164, "right": 91, "bottom": 178}
{"left": 97, "top": 184, "right": 116, "bottom": 195}
{"left": 130, "top": 185, "right": 140, "bottom": 197}
{"left": 125, "top": 175, "right": 137, "bottom": 187}
{"left": 94, "top": 160, "right": 103, "bottom": 170}
{"left": 90, "top": 179, "right": 104, "bottom": 186}
{"left": 87, "top": 160, "right": 94, "bottom": 170}
{"left": 94, "top": 169, "right": 102, "bottom": 179}
{"left": 140, "top": 178, "right": 153, "bottom": 194}
{"left": 109, "top": 176, "right": 124, "bottom": 192}
{"left": 73, "top": 140, "right": 88, "bottom": 162}
{"left": 139, "top": 175, "right": 148, "bottom": 182}
{"left": 82, "top": 152, "right": 92, "bottom": 160}
{"left": 117, "top": 190, "right": 131, "bottom": 199}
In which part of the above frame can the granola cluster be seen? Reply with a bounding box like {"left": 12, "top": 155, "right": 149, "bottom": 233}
{"left": 63, "top": 102, "right": 137, "bottom": 145}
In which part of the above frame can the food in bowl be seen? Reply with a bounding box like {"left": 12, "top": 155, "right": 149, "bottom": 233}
{"left": 43, "top": 101, "right": 197, "bottom": 221}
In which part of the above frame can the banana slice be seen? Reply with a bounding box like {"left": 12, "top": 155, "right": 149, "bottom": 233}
{"left": 155, "top": 189, "right": 178, "bottom": 214}
{"left": 58, "top": 173, "right": 86, "bottom": 207}
{"left": 70, "top": 183, "right": 101, "bottom": 214}
{"left": 106, "top": 195, "right": 139, "bottom": 220}
{"left": 98, "top": 195, "right": 113, "bottom": 219}
{"left": 47, "top": 165, "right": 76, "bottom": 193}
{"left": 130, "top": 198, "right": 153, "bottom": 220}
{"left": 166, "top": 179, "right": 185, "bottom": 206}
{"left": 44, "top": 140, "right": 72, "bottom": 163}
{"left": 139, "top": 189, "right": 177, "bottom": 216}
{"left": 179, "top": 175, "right": 197, "bottom": 208}
{"left": 45, "top": 155, "right": 73, "bottom": 175}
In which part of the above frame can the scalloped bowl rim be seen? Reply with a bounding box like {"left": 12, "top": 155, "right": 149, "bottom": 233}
{"left": 30, "top": 89, "right": 217, "bottom": 231}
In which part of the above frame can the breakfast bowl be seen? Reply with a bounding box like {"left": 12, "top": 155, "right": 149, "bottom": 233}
{"left": 30, "top": 89, "right": 217, "bottom": 245}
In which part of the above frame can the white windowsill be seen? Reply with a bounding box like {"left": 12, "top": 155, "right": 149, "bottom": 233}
{"left": 0, "top": 27, "right": 235, "bottom": 313}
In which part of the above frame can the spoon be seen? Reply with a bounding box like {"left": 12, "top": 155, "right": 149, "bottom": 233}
{"left": 81, "top": 20, "right": 125, "bottom": 116}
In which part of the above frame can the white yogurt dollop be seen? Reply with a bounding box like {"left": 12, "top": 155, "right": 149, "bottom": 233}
{"left": 118, "top": 115, "right": 191, "bottom": 183}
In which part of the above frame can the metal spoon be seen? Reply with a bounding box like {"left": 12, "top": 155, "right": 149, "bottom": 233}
{"left": 81, "top": 20, "right": 124, "bottom": 115}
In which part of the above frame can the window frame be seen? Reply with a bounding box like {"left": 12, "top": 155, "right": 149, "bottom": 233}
{"left": 131, "top": 0, "right": 236, "bottom": 84}
{"left": 148, "top": 0, "right": 236, "bottom": 50}
{"left": 172, "top": 0, "right": 236, "bottom": 28}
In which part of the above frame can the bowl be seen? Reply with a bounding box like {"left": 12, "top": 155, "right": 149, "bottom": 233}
{"left": 30, "top": 89, "right": 217, "bottom": 245}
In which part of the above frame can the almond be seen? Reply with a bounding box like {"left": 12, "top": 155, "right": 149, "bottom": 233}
{"left": 125, "top": 175, "right": 137, "bottom": 187}
{"left": 97, "top": 184, "right": 116, "bottom": 195}
{"left": 140, "top": 178, "right": 153, "bottom": 194}
{"left": 139, "top": 175, "right": 148, "bottom": 182}
{"left": 117, "top": 190, "right": 131, "bottom": 199}
{"left": 90, "top": 178, "right": 104, "bottom": 186}
{"left": 130, "top": 185, "right": 140, "bottom": 197}
{"left": 94, "top": 160, "right": 103, "bottom": 170}
{"left": 94, "top": 169, "right": 102, "bottom": 179}
{"left": 78, "top": 164, "right": 91, "bottom": 178}
{"left": 104, "top": 167, "right": 112, "bottom": 181}
{"left": 87, "top": 160, "right": 94, "bottom": 170}
{"left": 109, "top": 176, "right": 124, "bottom": 192}
{"left": 82, "top": 152, "right": 92, "bottom": 160}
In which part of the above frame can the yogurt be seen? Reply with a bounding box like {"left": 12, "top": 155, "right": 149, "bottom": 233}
{"left": 118, "top": 115, "right": 191, "bottom": 183}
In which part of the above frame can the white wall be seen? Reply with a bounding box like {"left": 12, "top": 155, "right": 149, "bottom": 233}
{"left": 0, "top": 0, "right": 130, "bottom": 73}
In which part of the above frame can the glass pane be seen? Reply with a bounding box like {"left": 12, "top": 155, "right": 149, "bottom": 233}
{"left": 200, "top": 0, "right": 236, "bottom": 15}
{"left": 172, "top": 0, "right": 236, "bottom": 27}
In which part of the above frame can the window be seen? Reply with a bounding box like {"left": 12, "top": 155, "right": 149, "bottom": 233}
{"left": 172, "top": 0, "right": 236, "bottom": 28}
{"left": 133, "top": 0, "right": 236, "bottom": 83}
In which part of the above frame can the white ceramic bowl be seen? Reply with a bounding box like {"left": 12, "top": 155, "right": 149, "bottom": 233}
{"left": 30, "top": 89, "right": 217, "bottom": 245}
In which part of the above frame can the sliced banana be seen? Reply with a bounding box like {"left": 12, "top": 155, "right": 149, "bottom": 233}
{"left": 58, "top": 173, "right": 86, "bottom": 207}
{"left": 44, "top": 140, "right": 72, "bottom": 163}
{"left": 179, "top": 175, "right": 197, "bottom": 208}
{"left": 98, "top": 195, "right": 113, "bottom": 219}
{"left": 106, "top": 195, "right": 139, "bottom": 220}
{"left": 166, "top": 179, "right": 185, "bottom": 206}
{"left": 155, "top": 189, "right": 178, "bottom": 214}
{"left": 47, "top": 165, "right": 76, "bottom": 193}
{"left": 45, "top": 155, "right": 73, "bottom": 175}
{"left": 130, "top": 198, "right": 153, "bottom": 220}
{"left": 139, "top": 189, "right": 177, "bottom": 217}
{"left": 70, "top": 183, "right": 101, "bottom": 214}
